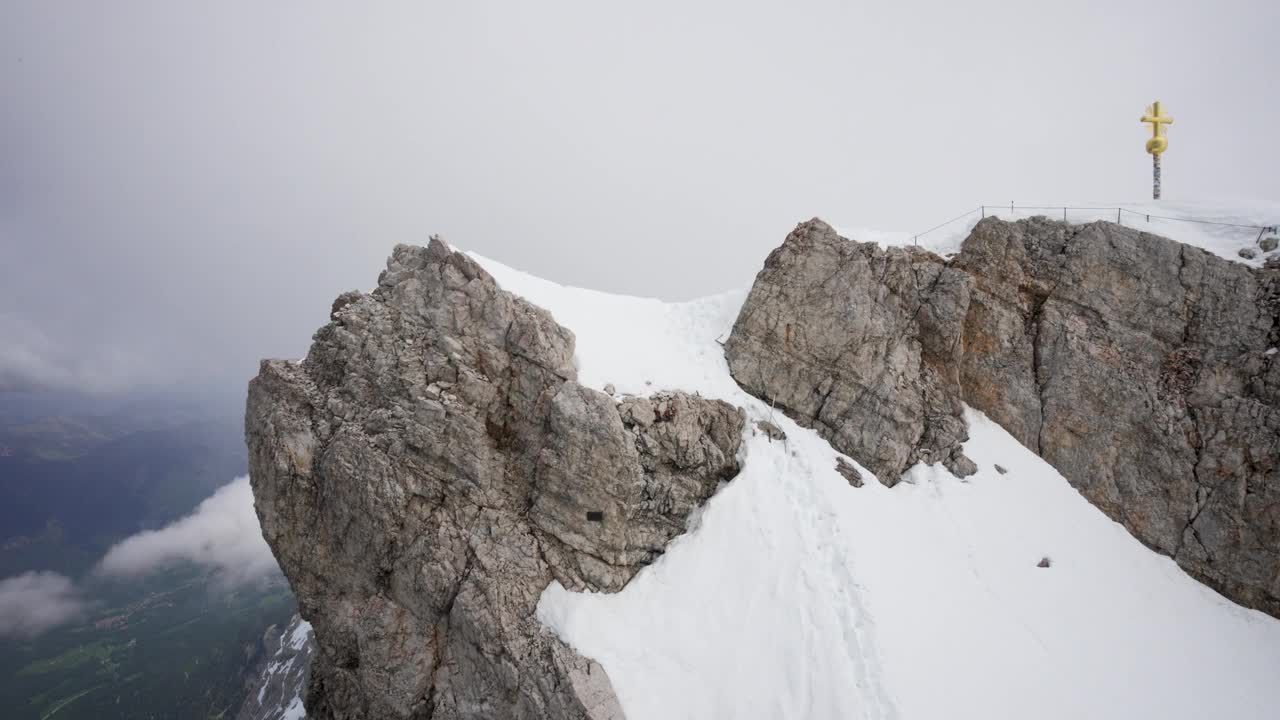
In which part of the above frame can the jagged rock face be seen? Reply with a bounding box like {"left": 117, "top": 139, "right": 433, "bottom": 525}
{"left": 533, "top": 387, "right": 746, "bottom": 593}
{"left": 955, "top": 217, "right": 1280, "bottom": 617}
{"left": 246, "top": 240, "right": 744, "bottom": 719}
{"left": 723, "top": 218, "right": 977, "bottom": 484}
{"left": 727, "top": 217, "right": 1280, "bottom": 618}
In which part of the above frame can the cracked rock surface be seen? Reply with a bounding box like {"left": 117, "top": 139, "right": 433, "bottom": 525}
{"left": 724, "top": 218, "right": 977, "bottom": 484}
{"left": 727, "top": 216, "right": 1280, "bottom": 618}
{"left": 246, "top": 239, "right": 743, "bottom": 719}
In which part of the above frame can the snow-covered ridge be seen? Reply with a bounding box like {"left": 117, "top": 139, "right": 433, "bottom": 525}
{"left": 467, "top": 210, "right": 1280, "bottom": 720}
{"left": 841, "top": 198, "right": 1280, "bottom": 267}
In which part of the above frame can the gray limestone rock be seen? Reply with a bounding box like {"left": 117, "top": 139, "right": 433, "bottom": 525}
{"left": 531, "top": 386, "right": 743, "bottom": 593}
{"left": 954, "top": 217, "right": 1280, "bottom": 618}
{"left": 754, "top": 419, "right": 786, "bottom": 442}
{"left": 723, "top": 218, "right": 976, "bottom": 485}
{"left": 1261, "top": 236, "right": 1278, "bottom": 253}
{"left": 1241, "top": 247, "right": 1259, "bottom": 260}
{"left": 944, "top": 452, "right": 978, "bottom": 478}
{"left": 727, "top": 216, "right": 1280, "bottom": 618}
{"left": 247, "top": 239, "right": 744, "bottom": 719}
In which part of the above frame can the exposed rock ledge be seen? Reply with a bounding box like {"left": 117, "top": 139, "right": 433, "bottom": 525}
{"left": 726, "top": 216, "right": 1280, "bottom": 618}
{"left": 246, "top": 240, "right": 744, "bottom": 719}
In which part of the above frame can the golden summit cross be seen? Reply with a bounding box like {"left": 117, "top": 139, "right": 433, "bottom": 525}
{"left": 1141, "top": 101, "right": 1173, "bottom": 200}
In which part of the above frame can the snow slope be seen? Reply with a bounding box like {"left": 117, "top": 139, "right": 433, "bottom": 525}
{"left": 469, "top": 221, "right": 1280, "bottom": 720}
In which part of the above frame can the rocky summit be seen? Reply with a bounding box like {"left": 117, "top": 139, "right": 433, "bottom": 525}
{"left": 246, "top": 240, "right": 743, "bottom": 719}
{"left": 246, "top": 217, "right": 1279, "bottom": 720}
{"left": 726, "top": 216, "right": 1280, "bottom": 618}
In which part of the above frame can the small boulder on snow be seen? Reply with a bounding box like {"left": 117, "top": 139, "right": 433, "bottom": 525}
{"left": 943, "top": 451, "right": 979, "bottom": 478}
{"left": 754, "top": 419, "right": 786, "bottom": 442}
{"left": 835, "top": 457, "right": 864, "bottom": 488}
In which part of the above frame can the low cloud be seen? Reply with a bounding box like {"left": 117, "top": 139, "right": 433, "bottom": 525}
{"left": 0, "top": 313, "right": 150, "bottom": 394}
{"left": 0, "top": 572, "right": 87, "bottom": 637}
{"left": 0, "top": 477, "right": 280, "bottom": 638}
{"left": 97, "top": 476, "right": 280, "bottom": 586}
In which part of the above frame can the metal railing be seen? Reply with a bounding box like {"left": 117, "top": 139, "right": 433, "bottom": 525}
{"left": 910, "top": 203, "right": 1277, "bottom": 245}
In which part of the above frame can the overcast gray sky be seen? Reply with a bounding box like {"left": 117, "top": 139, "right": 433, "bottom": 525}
{"left": 2, "top": 1, "right": 1277, "bottom": 395}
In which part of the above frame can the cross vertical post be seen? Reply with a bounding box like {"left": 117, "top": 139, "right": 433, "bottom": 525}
{"left": 1141, "top": 101, "right": 1173, "bottom": 200}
